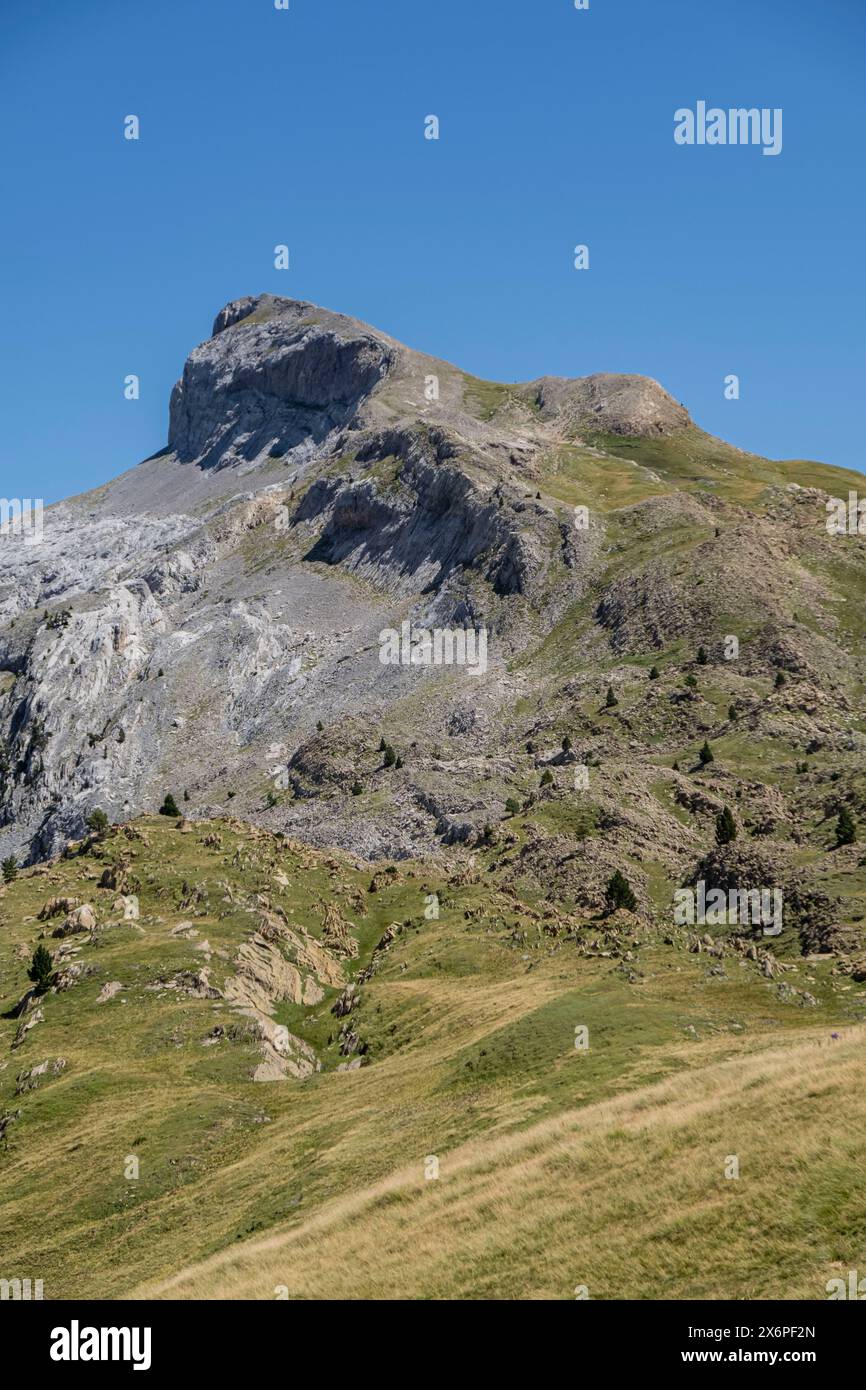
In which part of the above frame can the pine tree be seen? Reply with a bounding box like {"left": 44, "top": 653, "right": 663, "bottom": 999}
{"left": 86, "top": 808, "right": 109, "bottom": 840}
{"left": 697, "top": 646, "right": 708, "bottom": 665}
{"left": 383, "top": 745, "right": 397, "bottom": 768}
{"left": 1, "top": 856, "right": 17, "bottom": 884}
{"left": 606, "top": 871, "right": 637, "bottom": 913}
{"left": 562, "top": 735, "right": 572, "bottom": 752}
{"left": 716, "top": 805, "right": 737, "bottom": 845}
{"left": 649, "top": 665, "right": 660, "bottom": 680}
{"left": 351, "top": 781, "right": 363, "bottom": 796}
{"left": 505, "top": 797, "right": 521, "bottom": 815}
{"left": 774, "top": 671, "right": 786, "bottom": 688}
{"left": 728, "top": 704, "right": 737, "bottom": 722}
{"left": 540, "top": 770, "right": 554, "bottom": 786}
{"left": 836, "top": 806, "right": 857, "bottom": 846}
{"left": 699, "top": 741, "right": 714, "bottom": 766}
{"left": 159, "top": 793, "right": 180, "bottom": 817}
{"left": 27, "top": 944, "right": 54, "bottom": 994}
{"left": 605, "top": 685, "right": 618, "bottom": 708}
{"left": 378, "top": 737, "right": 387, "bottom": 752}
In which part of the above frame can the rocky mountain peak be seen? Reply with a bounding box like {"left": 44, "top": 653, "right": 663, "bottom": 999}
{"left": 0, "top": 295, "right": 860, "bottom": 893}
{"left": 529, "top": 371, "right": 691, "bottom": 437}
{"left": 168, "top": 295, "right": 396, "bottom": 472}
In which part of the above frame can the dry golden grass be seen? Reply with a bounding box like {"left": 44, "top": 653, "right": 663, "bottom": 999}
{"left": 3, "top": 819, "right": 862, "bottom": 1301}
{"left": 136, "top": 1027, "right": 866, "bottom": 1301}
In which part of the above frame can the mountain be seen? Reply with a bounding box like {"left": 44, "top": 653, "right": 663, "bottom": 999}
{"left": 2, "top": 295, "right": 864, "bottom": 883}
{"left": 2, "top": 297, "right": 866, "bottom": 1299}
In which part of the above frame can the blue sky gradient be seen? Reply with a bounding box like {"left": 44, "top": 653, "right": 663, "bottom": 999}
{"left": 2, "top": 0, "right": 864, "bottom": 502}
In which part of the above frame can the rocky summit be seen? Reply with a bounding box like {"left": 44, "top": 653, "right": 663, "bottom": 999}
{"left": 2, "top": 298, "right": 866, "bottom": 1300}
{"left": 2, "top": 294, "right": 864, "bottom": 881}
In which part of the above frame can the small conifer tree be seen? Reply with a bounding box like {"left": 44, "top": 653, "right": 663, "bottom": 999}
{"left": 86, "top": 808, "right": 109, "bottom": 840}
{"left": 606, "top": 871, "right": 637, "bottom": 913}
{"left": 836, "top": 806, "right": 856, "bottom": 846}
{"left": 28, "top": 944, "right": 54, "bottom": 994}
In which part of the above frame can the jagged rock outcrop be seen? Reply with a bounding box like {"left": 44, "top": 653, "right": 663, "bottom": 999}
{"left": 169, "top": 296, "right": 394, "bottom": 471}
{"left": 0, "top": 288, "right": 863, "bottom": 971}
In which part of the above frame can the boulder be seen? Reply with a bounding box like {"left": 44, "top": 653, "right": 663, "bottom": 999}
{"left": 96, "top": 981, "right": 124, "bottom": 1003}
{"left": 51, "top": 903, "right": 96, "bottom": 938}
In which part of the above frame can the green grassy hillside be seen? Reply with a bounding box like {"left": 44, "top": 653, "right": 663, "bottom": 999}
{"left": 1, "top": 814, "right": 864, "bottom": 1300}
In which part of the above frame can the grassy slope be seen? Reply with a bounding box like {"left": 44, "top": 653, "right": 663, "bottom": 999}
{"left": 1, "top": 817, "right": 864, "bottom": 1301}
{"left": 142, "top": 1030, "right": 866, "bottom": 1302}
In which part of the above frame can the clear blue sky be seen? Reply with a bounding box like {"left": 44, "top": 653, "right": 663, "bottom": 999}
{"left": 2, "top": 0, "right": 864, "bottom": 503}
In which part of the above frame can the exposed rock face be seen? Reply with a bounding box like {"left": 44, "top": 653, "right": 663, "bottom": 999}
{"left": 222, "top": 917, "right": 344, "bottom": 1080}
{"left": 0, "top": 292, "right": 863, "bottom": 973}
{"left": 297, "top": 427, "right": 543, "bottom": 600}
{"left": 169, "top": 296, "right": 394, "bottom": 471}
